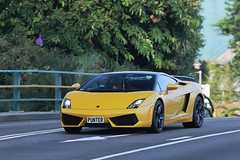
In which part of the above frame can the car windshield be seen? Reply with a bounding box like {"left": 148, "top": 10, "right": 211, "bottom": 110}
{"left": 79, "top": 73, "right": 156, "bottom": 92}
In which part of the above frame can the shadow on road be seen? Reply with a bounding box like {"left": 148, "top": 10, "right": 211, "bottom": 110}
{"left": 60, "top": 123, "right": 185, "bottom": 135}
{"left": 80, "top": 128, "right": 146, "bottom": 135}
{"left": 163, "top": 125, "right": 185, "bottom": 131}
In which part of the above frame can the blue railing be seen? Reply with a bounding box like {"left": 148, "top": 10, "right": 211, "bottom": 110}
{"left": 0, "top": 70, "right": 98, "bottom": 111}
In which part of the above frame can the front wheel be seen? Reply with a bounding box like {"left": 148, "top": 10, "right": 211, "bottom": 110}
{"left": 147, "top": 100, "right": 164, "bottom": 133}
{"left": 182, "top": 96, "right": 204, "bottom": 128}
{"left": 64, "top": 127, "right": 82, "bottom": 134}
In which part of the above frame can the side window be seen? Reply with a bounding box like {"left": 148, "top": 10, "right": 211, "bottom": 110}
{"left": 158, "top": 75, "right": 177, "bottom": 92}
{"left": 155, "top": 82, "right": 162, "bottom": 92}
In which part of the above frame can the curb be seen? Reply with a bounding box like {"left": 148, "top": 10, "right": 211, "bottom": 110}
{"left": 0, "top": 112, "right": 60, "bottom": 122}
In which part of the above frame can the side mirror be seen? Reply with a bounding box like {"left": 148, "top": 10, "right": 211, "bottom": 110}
{"left": 71, "top": 83, "right": 81, "bottom": 90}
{"left": 167, "top": 83, "right": 178, "bottom": 90}
{"left": 164, "top": 83, "right": 178, "bottom": 95}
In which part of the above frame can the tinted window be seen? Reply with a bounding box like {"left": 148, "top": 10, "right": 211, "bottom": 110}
{"left": 158, "top": 75, "right": 177, "bottom": 92}
{"left": 80, "top": 73, "right": 156, "bottom": 92}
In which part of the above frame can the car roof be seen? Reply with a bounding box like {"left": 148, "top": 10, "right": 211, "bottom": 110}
{"left": 101, "top": 71, "right": 166, "bottom": 76}
{"left": 100, "top": 71, "right": 180, "bottom": 81}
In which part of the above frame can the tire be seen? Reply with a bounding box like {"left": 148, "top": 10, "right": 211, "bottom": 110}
{"left": 182, "top": 96, "right": 204, "bottom": 128}
{"left": 64, "top": 127, "right": 82, "bottom": 134}
{"left": 147, "top": 100, "right": 164, "bottom": 133}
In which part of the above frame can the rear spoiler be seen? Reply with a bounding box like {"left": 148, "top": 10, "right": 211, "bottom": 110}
{"left": 171, "top": 75, "right": 195, "bottom": 80}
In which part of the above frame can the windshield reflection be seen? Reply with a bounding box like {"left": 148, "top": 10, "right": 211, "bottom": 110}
{"left": 79, "top": 73, "right": 156, "bottom": 92}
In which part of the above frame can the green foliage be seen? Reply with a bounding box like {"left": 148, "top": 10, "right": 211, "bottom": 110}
{"left": 208, "top": 62, "right": 235, "bottom": 103}
{"left": 0, "top": 34, "right": 47, "bottom": 71}
{"left": 216, "top": 0, "right": 240, "bottom": 78}
{"left": 199, "top": 60, "right": 209, "bottom": 84}
{"left": 232, "top": 53, "right": 240, "bottom": 77}
{"left": 0, "top": 0, "right": 204, "bottom": 74}
{"left": 216, "top": 0, "right": 240, "bottom": 49}
{"left": 216, "top": 106, "right": 240, "bottom": 117}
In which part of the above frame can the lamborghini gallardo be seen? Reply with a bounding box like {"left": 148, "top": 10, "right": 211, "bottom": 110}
{"left": 61, "top": 71, "right": 204, "bottom": 133}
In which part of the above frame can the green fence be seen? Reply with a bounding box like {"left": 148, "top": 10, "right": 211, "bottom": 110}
{"left": 0, "top": 70, "right": 98, "bottom": 111}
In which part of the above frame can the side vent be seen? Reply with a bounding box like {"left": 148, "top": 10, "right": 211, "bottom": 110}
{"left": 183, "top": 93, "right": 190, "bottom": 112}
{"left": 178, "top": 82, "right": 187, "bottom": 86}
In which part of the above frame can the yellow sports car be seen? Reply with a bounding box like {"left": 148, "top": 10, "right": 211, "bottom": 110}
{"left": 61, "top": 71, "right": 204, "bottom": 133}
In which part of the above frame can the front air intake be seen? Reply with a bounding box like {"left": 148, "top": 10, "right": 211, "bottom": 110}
{"left": 62, "top": 114, "right": 83, "bottom": 125}
{"left": 110, "top": 114, "right": 138, "bottom": 126}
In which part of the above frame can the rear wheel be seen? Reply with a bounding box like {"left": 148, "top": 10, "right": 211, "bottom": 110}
{"left": 182, "top": 96, "right": 204, "bottom": 128}
{"left": 147, "top": 100, "right": 164, "bottom": 133}
{"left": 64, "top": 127, "right": 82, "bottom": 134}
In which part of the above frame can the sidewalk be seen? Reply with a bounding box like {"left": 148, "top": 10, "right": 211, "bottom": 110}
{"left": 0, "top": 111, "right": 60, "bottom": 122}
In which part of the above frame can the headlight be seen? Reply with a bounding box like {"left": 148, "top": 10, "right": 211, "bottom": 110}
{"left": 63, "top": 98, "right": 71, "bottom": 109}
{"left": 127, "top": 99, "right": 145, "bottom": 109}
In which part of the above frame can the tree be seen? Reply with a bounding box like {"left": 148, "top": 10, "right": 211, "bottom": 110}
{"left": 0, "top": 0, "right": 204, "bottom": 74}
{"left": 199, "top": 60, "right": 209, "bottom": 84}
{"left": 216, "top": 0, "right": 240, "bottom": 77}
{"left": 208, "top": 62, "right": 235, "bottom": 103}
{"left": 208, "top": 62, "right": 224, "bottom": 103}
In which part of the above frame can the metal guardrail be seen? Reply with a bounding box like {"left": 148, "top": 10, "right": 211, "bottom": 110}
{"left": 0, "top": 84, "right": 72, "bottom": 88}
{"left": 0, "top": 70, "right": 98, "bottom": 111}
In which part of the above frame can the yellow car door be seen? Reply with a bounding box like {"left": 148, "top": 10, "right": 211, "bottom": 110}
{"left": 157, "top": 75, "right": 184, "bottom": 122}
{"left": 164, "top": 85, "right": 185, "bottom": 121}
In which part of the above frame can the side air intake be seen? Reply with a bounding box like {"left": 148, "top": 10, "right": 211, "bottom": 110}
{"left": 183, "top": 93, "right": 190, "bottom": 112}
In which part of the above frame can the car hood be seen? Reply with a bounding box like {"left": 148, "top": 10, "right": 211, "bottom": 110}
{"left": 64, "top": 91, "right": 155, "bottom": 110}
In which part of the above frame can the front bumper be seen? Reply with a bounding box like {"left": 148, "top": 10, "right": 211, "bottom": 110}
{"left": 61, "top": 106, "right": 153, "bottom": 128}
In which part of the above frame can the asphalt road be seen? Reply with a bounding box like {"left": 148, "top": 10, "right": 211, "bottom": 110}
{"left": 0, "top": 117, "right": 239, "bottom": 160}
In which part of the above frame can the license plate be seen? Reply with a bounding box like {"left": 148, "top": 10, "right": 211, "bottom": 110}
{"left": 87, "top": 117, "right": 104, "bottom": 123}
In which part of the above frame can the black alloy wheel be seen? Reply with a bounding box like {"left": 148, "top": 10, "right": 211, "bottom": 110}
{"left": 147, "top": 100, "right": 164, "bottom": 133}
{"left": 64, "top": 127, "right": 82, "bottom": 134}
{"left": 183, "top": 96, "right": 204, "bottom": 128}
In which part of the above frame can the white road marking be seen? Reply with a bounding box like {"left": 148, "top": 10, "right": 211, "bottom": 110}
{"left": 0, "top": 128, "right": 64, "bottom": 141}
{"left": 105, "top": 134, "right": 133, "bottom": 139}
{"left": 92, "top": 129, "right": 240, "bottom": 160}
{"left": 61, "top": 134, "right": 133, "bottom": 143}
{"left": 167, "top": 136, "right": 192, "bottom": 141}
{"left": 61, "top": 136, "right": 105, "bottom": 143}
